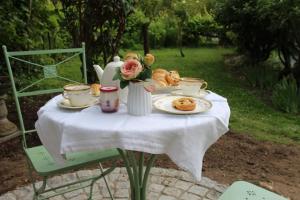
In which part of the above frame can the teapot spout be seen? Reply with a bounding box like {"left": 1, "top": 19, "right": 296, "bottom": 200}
{"left": 93, "top": 64, "right": 104, "bottom": 83}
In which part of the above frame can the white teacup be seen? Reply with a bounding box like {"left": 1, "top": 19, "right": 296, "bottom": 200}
{"left": 63, "top": 84, "right": 92, "bottom": 107}
{"left": 179, "top": 77, "right": 208, "bottom": 95}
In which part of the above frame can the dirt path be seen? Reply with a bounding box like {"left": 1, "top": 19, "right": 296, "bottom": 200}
{"left": 1, "top": 132, "right": 299, "bottom": 199}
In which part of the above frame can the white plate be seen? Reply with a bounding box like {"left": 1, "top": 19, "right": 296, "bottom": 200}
{"left": 57, "top": 99, "right": 98, "bottom": 110}
{"left": 154, "top": 96, "right": 212, "bottom": 115}
{"left": 153, "top": 86, "right": 179, "bottom": 94}
{"left": 171, "top": 90, "right": 210, "bottom": 98}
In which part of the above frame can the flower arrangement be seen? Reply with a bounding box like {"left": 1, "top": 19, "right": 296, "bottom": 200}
{"left": 113, "top": 52, "right": 155, "bottom": 89}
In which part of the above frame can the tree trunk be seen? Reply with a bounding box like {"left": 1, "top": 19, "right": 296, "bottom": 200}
{"left": 177, "top": 23, "right": 185, "bottom": 57}
{"left": 142, "top": 23, "right": 150, "bottom": 55}
{"left": 47, "top": 32, "right": 51, "bottom": 49}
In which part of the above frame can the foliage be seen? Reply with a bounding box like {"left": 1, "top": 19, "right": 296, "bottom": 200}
{"left": 183, "top": 14, "right": 221, "bottom": 46}
{"left": 58, "top": 0, "right": 135, "bottom": 82}
{"left": 215, "top": 0, "right": 276, "bottom": 64}
{"left": 224, "top": 54, "right": 282, "bottom": 90}
{"left": 0, "top": 0, "right": 63, "bottom": 74}
{"left": 215, "top": 0, "right": 300, "bottom": 80}
{"left": 149, "top": 18, "right": 167, "bottom": 48}
{"left": 272, "top": 75, "right": 300, "bottom": 114}
{"left": 137, "top": 0, "right": 172, "bottom": 54}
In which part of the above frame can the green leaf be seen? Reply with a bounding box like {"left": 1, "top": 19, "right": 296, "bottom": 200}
{"left": 137, "top": 68, "right": 152, "bottom": 81}
{"left": 113, "top": 68, "right": 121, "bottom": 81}
{"left": 120, "top": 80, "right": 129, "bottom": 89}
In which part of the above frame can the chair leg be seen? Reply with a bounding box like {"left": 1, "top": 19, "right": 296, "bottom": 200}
{"left": 26, "top": 158, "right": 47, "bottom": 200}
{"left": 99, "top": 163, "right": 114, "bottom": 200}
{"left": 87, "top": 162, "right": 116, "bottom": 200}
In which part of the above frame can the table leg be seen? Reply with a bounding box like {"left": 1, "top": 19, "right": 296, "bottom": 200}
{"left": 117, "top": 149, "right": 156, "bottom": 200}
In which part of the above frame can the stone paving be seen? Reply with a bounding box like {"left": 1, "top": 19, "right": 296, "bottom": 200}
{"left": 0, "top": 167, "right": 228, "bottom": 200}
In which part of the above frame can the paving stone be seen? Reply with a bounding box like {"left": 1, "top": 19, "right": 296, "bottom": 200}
{"left": 101, "top": 187, "right": 115, "bottom": 198}
{"left": 111, "top": 167, "right": 121, "bottom": 174}
{"left": 83, "top": 184, "right": 100, "bottom": 194}
{"left": 77, "top": 170, "right": 93, "bottom": 178}
{"left": 149, "top": 183, "right": 165, "bottom": 193}
{"left": 108, "top": 173, "right": 120, "bottom": 182}
{"left": 63, "top": 189, "right": 83, "bottom": 199}
{"left": 150, "top": 167, "right": 165, "bottom": 175}
{"left": 162, "top": 187, "right": 182, "bottom": 198}
{"left": 70, "top": 194, "right": 88, "bottom": 200}
{"left": 213, "top": 183, "right": 227, "bottom": 193}
{"left": 188, "top": 185, "right": 209, "bottom": 197}
{"left": 177, "top": 171, "right": 195, "bottom": 182}
{"left": 115, "top": 181, "right": 130, "bottom": 189}
{"left": 147, "top": 192, "right": 160, "bottom": 200}
{"left": 175, "top": 180, "right": 193, "bottom": 190}
{"left": 180, "top": 192, "right": 203, "bottom": 200}
{"left": 198, "top": 177, "right": 217, "bottom": 188}
{"left": 118, "top": 174, "right": 129, "bottom": 181}
{"left": 162, "top": 177, "right": 178, "bottom": 187}
{"left": 114, "top": 189, "right": 130, "bottom": 198}
{"left": 0, "top": 193, "right": 16, "bottom": 200}
{"left": 159, "top": 195, "right": 177, "bottom": 200}
{"left": 165, "top": 168, "right": 181, "bottom": 177}
{"left": 206, "top": 190, "right": 222, "bottom": 200}
{"left": 48, "top": 195, "right": 66, "bottom": 200}
{"left": 151, "top": 175, "right": 165, "bottom": 184}
{"left": 61, "top": 173, "right": 78, "bottom": 184}
{"left": 47, "top": 176, "right": 63, "bottom": 188}
{"left": 90, "top": 191, "right": 103, "bottom": 200}
{"left": 13, "top": 187, "right": 32, "bottom": 199}
{"left": 120, "top": 167, "right": 128, "bottom": 174}
{"left": 0, "top": 167, "right": 226, "bottom": 200}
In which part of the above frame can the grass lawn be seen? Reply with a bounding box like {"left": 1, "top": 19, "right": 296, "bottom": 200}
{"left": 140, "top": 48, "right": 299, "bottom": 144}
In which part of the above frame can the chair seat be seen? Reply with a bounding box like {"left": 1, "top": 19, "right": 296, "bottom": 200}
{"left": 219, "top": 181, "right": 288, "bottom": 200}
{"left": 25, "top": 145, "right": 120, "bottom": 176}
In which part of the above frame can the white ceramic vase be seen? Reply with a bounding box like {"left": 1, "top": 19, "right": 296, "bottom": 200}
{"left": 127, "top": 82, "right": 152, "bottom": 116}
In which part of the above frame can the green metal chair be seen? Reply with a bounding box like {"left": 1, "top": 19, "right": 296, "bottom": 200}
{"left": 2, "top": 43, "right": 120, "bottom": 200}
{"left": 219, "top": 181, "right": 288, "bottom": 200}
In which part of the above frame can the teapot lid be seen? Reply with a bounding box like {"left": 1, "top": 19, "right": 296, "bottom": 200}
{"left": 105, "top": 56, "right": 123, "bottom": 69}
{"left": 113, "top": 56, "right": 120, "bottom": 62}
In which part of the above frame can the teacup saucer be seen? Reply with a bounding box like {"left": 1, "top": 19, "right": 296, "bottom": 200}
{"left": 57, "top": 99, "right": 98, "bottom": 110}
{"left": 171, "top": 90, "right": 210, "bottom": 98}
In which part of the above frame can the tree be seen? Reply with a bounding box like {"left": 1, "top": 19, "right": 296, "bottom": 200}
{"left": 58, "top": 0, "right": 135, "bottom": 82}
{"left": 0, "top": 0, "right": 59, "bottom": 76}
{"left": 215, "top": 0, "right": 300, "bottom": 83}
{"left": 215, "top": 0, "right": 276, "bottom": 65}
{"left": 137, "top": 0, "right": 172, "bottom": 55}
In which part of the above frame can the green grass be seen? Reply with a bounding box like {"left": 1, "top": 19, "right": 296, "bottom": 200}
{"left": 144, "top": 48, "right": 300, "bottom": 144}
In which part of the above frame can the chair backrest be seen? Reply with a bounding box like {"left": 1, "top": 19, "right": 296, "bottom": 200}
{"left": 2, "top": 43, "right": 87, "bottom": 147}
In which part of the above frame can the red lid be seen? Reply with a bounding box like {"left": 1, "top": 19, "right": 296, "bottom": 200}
{"left": 100, "top": 86, "right": 118, "bottom": 92}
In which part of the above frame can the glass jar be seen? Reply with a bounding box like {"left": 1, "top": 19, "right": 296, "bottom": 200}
{"left": 99, "top": 86, "right": 119, "bottom": 113}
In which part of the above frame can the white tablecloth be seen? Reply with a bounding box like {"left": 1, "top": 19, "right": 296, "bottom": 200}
{"left": 35, "top": 92, "right": 230, "bottom": 181}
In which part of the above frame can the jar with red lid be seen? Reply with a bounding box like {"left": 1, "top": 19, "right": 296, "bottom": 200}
{"left": 99, "top": 86, "right": 119, "bottom": 113}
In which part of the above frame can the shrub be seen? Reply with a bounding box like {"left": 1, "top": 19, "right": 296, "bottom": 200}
{"left": 272, "top": 75, "right": 300, "bottom": 114}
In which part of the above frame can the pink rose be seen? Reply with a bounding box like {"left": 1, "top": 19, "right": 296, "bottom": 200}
{"left": 121, "top": 59, "right": 143, "bottom": 80}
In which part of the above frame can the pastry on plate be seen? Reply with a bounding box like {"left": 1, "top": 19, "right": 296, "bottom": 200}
{"left": 172, "top": 97, "right": 196, "bottom": 111}
{"left": 166, "top": 70, "right": 180, "bottom": 86}
{"left": 152, "top": 68, "right": 180, "bottom": 87}
{"left": 91, "top": 83, "right": 101, "bottom": 96}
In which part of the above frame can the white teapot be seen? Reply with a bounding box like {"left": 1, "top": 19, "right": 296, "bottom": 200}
{"left": 93, "top": 56, "right": 128, "bottom": 103}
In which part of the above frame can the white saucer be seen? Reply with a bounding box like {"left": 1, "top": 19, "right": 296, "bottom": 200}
{"left": 171, "top": 90, "right": 210, "bottom": 98}
{"left": 154, "top": 96, "right": 212, "bottom": 115}
{"left": 57, "top": 99, "right": 98, "bottom": 110}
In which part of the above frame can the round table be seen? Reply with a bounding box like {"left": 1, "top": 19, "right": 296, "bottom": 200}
{"left": 36, "top": 93, "right": 230, "bottom": 200}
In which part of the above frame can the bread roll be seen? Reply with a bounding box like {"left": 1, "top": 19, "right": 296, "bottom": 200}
{"left": 166, "top": 70, "right": 180, "bottom": 86}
